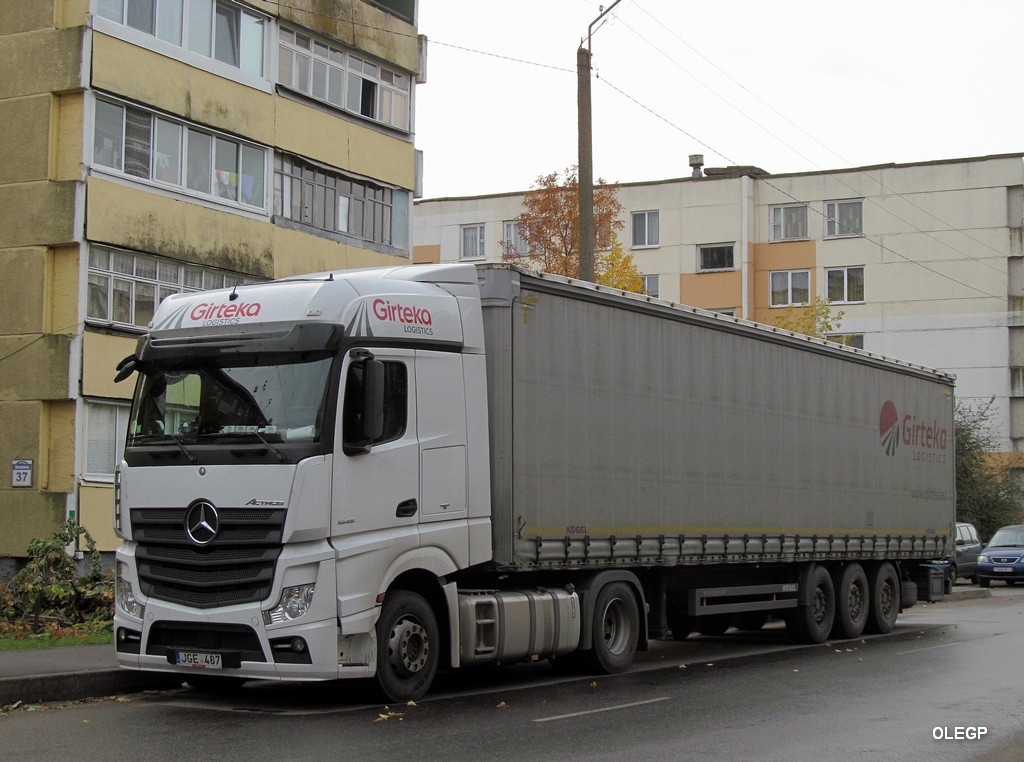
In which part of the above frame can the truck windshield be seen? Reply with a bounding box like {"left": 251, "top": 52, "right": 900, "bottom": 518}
{"left": 127, "top": 353, "right": 333, "bottom": 447}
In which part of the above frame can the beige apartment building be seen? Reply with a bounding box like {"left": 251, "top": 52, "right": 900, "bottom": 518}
{"left": 0, "top": 0, "right": 420, "bottom": 562}
{"left": 414, "top": 154, "right": 1024, "bottom": 468}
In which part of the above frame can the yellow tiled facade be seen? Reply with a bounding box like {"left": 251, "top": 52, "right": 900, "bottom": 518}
{"left": 0, "top": 0, "right": 420, "bottom": 557}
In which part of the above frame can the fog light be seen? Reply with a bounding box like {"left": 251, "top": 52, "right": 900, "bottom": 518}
{"left": 263, "top": 584, "right": 316, "bottom": 624}
{"left": 116, "top": 563, "right": 144, "bottom": 620}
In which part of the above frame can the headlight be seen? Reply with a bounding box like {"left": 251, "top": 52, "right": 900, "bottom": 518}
{"left": 978, "top": 554, "right": 989, "bottom": 563}
{"left": 263, "top": 584, "right": 316, "bottom": 625}
{"left": 115, "top": 563, "right": 145, "bottom": 620}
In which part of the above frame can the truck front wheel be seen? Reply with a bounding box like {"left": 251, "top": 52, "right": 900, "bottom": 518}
{"left": 584, "top": 582, "right": 639, "bottom": 673}
{"left": 375, "top": 590, "right": 439, "bottom": 702}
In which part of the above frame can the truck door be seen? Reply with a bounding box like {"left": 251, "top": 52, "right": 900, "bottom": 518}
{"left": 331, "top": 348, "right": 419, "bottom": 538}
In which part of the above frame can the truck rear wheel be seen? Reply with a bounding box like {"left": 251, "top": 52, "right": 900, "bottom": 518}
{"left": 831, "top": 562, "right": 869, "bottom": 639}
{"left": 864, "top": 562, "right": 899, "bottom": 634}
{"left": 584, "top": 582, "right": 639, "bottom": 673}
{"left": 785, "top": 564, "right": 835, "bottom": 644}
{"left": 375, "top": 590, "right": 439, "bottom": 702}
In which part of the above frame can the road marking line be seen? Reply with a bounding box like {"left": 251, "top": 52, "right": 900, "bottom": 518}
{"left": 894, "top": 641, "right": 961, "bottom": 655}
{"left": 533, "top": 696, "right": 672, "bottom": 723}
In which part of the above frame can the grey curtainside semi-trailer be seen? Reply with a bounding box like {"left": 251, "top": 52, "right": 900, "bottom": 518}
{"left": 112, "top": 263, "right": 955, "bottom": 700}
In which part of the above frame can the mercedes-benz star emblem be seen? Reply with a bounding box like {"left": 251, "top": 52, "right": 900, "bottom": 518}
{"left": 185, "top": 501, "right": 220, "bottom": 546}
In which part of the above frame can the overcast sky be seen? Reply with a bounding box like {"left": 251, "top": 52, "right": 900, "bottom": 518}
{"left": 414, "top": 0, "right": 1023, "bottom": 199}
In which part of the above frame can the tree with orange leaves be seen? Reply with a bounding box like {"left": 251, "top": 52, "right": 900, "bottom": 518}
{"left": 501, "top": 166, "right": 643, "bottom": 292}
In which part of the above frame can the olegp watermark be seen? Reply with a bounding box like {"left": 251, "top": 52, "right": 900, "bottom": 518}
{"left": 933, "top": 726, "right": 988, "bottom": 741}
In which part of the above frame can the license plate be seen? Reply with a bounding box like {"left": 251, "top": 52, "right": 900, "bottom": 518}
{"left": 993, "top": 567, "right": 1014, "bottom": 573}
{"left": 175, "top": 651, "right": 222, "bottom": 669}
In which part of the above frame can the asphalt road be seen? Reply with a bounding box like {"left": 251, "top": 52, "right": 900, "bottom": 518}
{"left": 2, "top": 587, "right": 1023, "bottom": 762}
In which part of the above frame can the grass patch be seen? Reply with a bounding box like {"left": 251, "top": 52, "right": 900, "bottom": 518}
{"left": 0, "top": 631, "right": 113, "bottom": 651}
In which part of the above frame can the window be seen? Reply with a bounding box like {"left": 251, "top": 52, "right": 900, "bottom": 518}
{"left": 827, "top": 333, "right": 865, "bottom": 349}
{"left": 273, "top": 154, "right": 407, "bottom": 248}
{"left": 641, "top": 274, "right": 659, "bottom": 297}
{"left": 343, "top": 360, "right": 408, "bottom": 453}
{"left": 825, "top": 199, "right": 864, "bottom": 238}
{"left": 698, "top": 243, "right": 735, "bottom": 271}
{"left": 826, "top": 266, "right": 865, "bottom": 303}
{"left": 770, "top": 269, "right": 810, "bottom": 307}
{"left": 461, "top": 224, "right": 486, "bottom": 259}
{"left": 85, "top": 401, "right": 131, "bottom": 479}
{"left": 769, "top": 204, "right": 808, "bottom": 242}
{"left": 93, "top": 98, "right": 267, "bottom": 209}
{"left": 97, "top": 0, "right": 266, "bottom": 78}
{"left": 503, "top": 221, "right": 528, "bottom": 255}
{"left": 712, "top": 308, "right": 736, "bottom": 317}
{"left": 86, "top": 246, "right": 260, "bottom": 329}
{"left": 632, "top": 210, "right": 660, "bottom": 248}
{"left": 278, "top": 28, "right": 411, "bottom": 131}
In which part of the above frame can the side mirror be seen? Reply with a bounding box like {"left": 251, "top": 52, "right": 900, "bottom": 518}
{"left": 114, "top": 355, "right": 139, "bottom": 383}
{"left": 955, "top": 537, "right": 965, "bottom": 547}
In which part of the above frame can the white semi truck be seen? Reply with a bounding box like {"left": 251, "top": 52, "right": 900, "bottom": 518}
{"left": 112, "top": 263, "right": 955, "bottom": 700}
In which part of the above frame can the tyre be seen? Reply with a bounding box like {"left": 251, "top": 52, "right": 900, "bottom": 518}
{"left": 375, "top": 590, "right": 440, "bottom": 702}
{"left": 785, "top": 564, "right": 835, "bottom": 644}
{"left": 864, "top": 562, "right": 900, "bottom": 634}
{"left": 831, "top": 563, "right": 869, "bottom": 640}
{"left": 946, "top": 564, "right": 958, "bottom": 587}
{"left": 183, "top": 674, "right": 247, "bottom": 693}
{"left": 583, "top": 582, "right": 639, "bottom": 673}
{"left": 979, "top": 577, "right": 991, "bottom": 588}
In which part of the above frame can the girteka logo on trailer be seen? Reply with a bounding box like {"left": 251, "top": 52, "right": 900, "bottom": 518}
{"left": 879, "top": 400, "right": 949, "bottom": 458}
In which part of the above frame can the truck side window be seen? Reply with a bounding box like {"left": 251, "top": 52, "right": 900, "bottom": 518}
{"left": 342, "top": 360, "right": 408, "bottom": 451}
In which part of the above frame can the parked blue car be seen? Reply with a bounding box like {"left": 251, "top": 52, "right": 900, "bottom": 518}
{"left": 977, "top": 525, "right": 1024, "bottom": 587}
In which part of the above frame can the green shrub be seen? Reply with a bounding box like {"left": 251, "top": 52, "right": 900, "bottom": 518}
{"left": 0, "top": 523, "right": 113, "bottom": 635}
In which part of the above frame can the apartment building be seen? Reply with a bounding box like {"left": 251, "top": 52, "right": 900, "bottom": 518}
{"left": 414, "top": 154, "right": 1024, "bottom": 466}
{"left": 0, "top": 0, "right": 420, "bottom": 561}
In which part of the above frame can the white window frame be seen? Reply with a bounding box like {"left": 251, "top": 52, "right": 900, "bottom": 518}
{"left": 502, "top": 221, "right": 528, "bottom": 256}
{"left": 460, "top": 224, "right": 486, "bottom": 260}
{"left": 84, "top": 400, "right": 132, "bottom": 482}
{"left": 826, "top": 266, "right": 865, "bottom": 304}
{"left": 86, "top": 245, "right": 261, "bottom": 331}
{"left": 827, "top": 333, "right": 865, "bottom": 349}
{"left": 824, "top": 199, "right": 864, "bottom": 238}
{"left": 91, "top": 95, "right": 269, "bottom": 212}
{"left": 769, "top": 204, "right": 809, "bottom": 242}
{"left": 770, "top": 269, "right": 810, "bottom": 307}
{"left": 277, "top": 26, "right": 412, "bottom": 132}
{"left": 641, "top": 274, "right": 659, "bottom": 297}
{"left": 697, "top": 243, "right": 735, "bottom": 272}
{"left": 631, "top": 210, "right": 660, "bottom": 248}
{"left": 93, "top": 0, "right": 271, "bottom": 92}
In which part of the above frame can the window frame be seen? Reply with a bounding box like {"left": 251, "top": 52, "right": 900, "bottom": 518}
{"left": 769, "top": 269, "right": 811, "bottom": 307}
{"left": 631, "top": 210, "right": 660, "bottom": 248}
{"left": 502, "top": 220, "right": 528, "bottom": 256}
{"left": 697, "top": 242, "right": 736, "bottom": 272}
{"left": 641, "top": 274, "right": 659, "bottom": 298}
{"left": 824, "top": 198, "right": 864, "bottom": 238}
{"left": 84, "top": 400, "right": 132, "bottom": 482}
{"left": 277, "top": 25, "right": 412, "bottom": 133}
{"left": 769, "top": 204, "right": 809, "bottom": 242}
{"left": 94, "top": 0, "right": 271, "bottom": 92}
{"left": 86, "top": 244, "right": 261, "bottom": 331}
{"left": 826, "top": 333, "right": 865, "bottom": 349}
{"left": 460, "top": 224, "right": 486, "bottom": 260}
{"left": 91, "top": 95, "right": 269, "bottom": 212}
{"left": 825, "top": 265, "right": 865, "bottom": 304}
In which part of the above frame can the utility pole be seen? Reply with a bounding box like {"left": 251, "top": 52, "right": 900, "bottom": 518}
{"left": 577, "top": 0, "right": 622, "bottom": 283}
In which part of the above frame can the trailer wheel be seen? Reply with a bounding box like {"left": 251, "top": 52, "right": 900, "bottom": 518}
{"left": 584, "top": 582, "right": 639, "bottom": 673}
{"left": 864, "top": 562, "right": 899, "bottom": 634}
{"left": 785, "top": 565, "right": 835, "bottom": 644}
{"left": 375, "top": 590, "right": 439, "bottom": 702}
{"left": 831, "top": 563, "right": 869, "bottom": 639}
